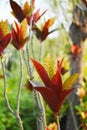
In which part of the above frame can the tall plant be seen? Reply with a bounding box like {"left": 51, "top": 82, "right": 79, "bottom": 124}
{"left": 0, "top": 0, "right": 79, "bottom": 130}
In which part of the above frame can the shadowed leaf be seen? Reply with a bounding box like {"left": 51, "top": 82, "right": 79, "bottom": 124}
{"left": 10, "top": 0, "right": 25, "bottom": 22}
{"left": 35, "top": 86, "right": 59, "bottom": 113}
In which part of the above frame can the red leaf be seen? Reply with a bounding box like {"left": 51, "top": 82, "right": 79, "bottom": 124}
{"left": 35, "top": 86, "right": 59, "bottom": 113}
{"left": 71, "top": 45, "right": 81, "bottom": 60}
{"left": 60, "top": 89, "right": 73, "bottom": 104}
{"left": 0, "top": 27, "right": 4, "bottom": 40}
{"left": 14, "top": 21, "right": 20, "bottom": 34}
{"left": 29, "top": 59, "right": 76, "bottom": 115}
{"left": 57, "top": 58, "right": 64, "bottom": 73}
{"left": 0, "top": 46, "right": 3, "bottom": 56}
{"left": 31, "top": 59, "right": 53, "bottom": 89}
{"left": 1, "top": 33, "right": 11, "bottom": 49}
{"left": 33, "top": 9, "right": 47, "bottom": 23}
{"left": 52, "top": 71, "right": 62, "bottom": 94}
{"left": 10, "top": 0, "right": 25, "bottom": 22}
{"left": 11, "top": 28, "right": 19, "bottom": 49}
{"left": 41, "top": 28, "right": 48, "bottom": 42}
{"left": 0, "top": 33, "right": 11, "bottom": 55}
{"left": 12, "top": 28, "right": 18, "bottom": 41}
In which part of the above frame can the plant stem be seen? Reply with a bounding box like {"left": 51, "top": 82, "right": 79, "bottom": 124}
{"left": 39, "top": 42, "right": 42, "bottom": 62}
{"left": 25, "top": 1, "right": 46, "bottom": 128}
{"left": 26, "top": 42, "right": 46, "bottom": 129}
{"left": 1, "top": 57, "right": 15, "bottom": 115}
{"left": 26, "top": 42, "right": 33, "bottom": 80}
{"left": 1, "top": 50, "right": 23, "bottom": 130}
{"left": 69, "top": 102, "right": 79, "bottom": 130}
{"left": 26, "top": 40, "right": 46, "bottom": 130}
{"left": 15, "top": 112, "right": 24, "bottom": 130}
{"left": 34, "top": 91, "right": 46, "bottom": 130}
{"left": 16, "top": 51, "right": 23, "bottom": 112}
{"left": 31, "top": 34, "right": 35, "bottom": 59}
{"left": 15, "top": 50, "right": 24, "bottom": 130}
{"left": 57, "top": 116, "right": 61, "bottom": 130}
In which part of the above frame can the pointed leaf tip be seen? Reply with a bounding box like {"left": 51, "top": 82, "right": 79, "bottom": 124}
{"left": 31, "top": 58, "right": 53, "bottom": 88}
{"left": 63, "top": 73, "right": 79, "bottom": 90}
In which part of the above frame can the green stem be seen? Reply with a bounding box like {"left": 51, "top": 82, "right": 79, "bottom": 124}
{"left": 26, "top": 42, "right": 33, "bottom": 80}
{"left": 26, "top": 42, "right": 46, "bottom": 130}
{"left": 15, "top": 50, "right": 24, "bottom": 130}
{"left": 25, "top": 1, "right": 46, "bottom": 128}
{"left": 15, "top": 112, "right": 24, "bottom": 130}
{"left": 39, "top": 42, "right": 42, "bottom": 62}
{"left": 31, "top": 35, "right": 35, "bottom": 59}
{"left": 16, "top": 51, "right": 23, "bottom": 112}
{"left": 57, "top": 116, "right": 61, "bottom": 130}
{"left": 1, "top": 57, "right": 15, "bottom": 115}
{"left": 34, "top": 91, "right": 46, "bottom": 130}
{"left": 1, "top": 56, "right": 23, "bottom": 130}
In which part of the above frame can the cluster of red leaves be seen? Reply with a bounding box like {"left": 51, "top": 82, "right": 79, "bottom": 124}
{"left": 0, "top": 19, "right": 29, "bottom": 56}
{"left": 0, "top": 0, "right": 56, "bottom": 56}
{"left": 0, "top": 27, "right": 11, "bottom": 56}
{"left": 33, "top": 17, "right": 57, "bottom": 42}
{"left": 11, "top": 19, "right": 29, "bottom": 50}
{"left": 10, "top": 0, "right": 46, "bottom": 25}
{"left": 71, "top": 45, "right": 81, "bottom": 60}
{"left": 10, "top": 0, "right": 57, "bottom": 42}
{"left": 27, "top": 58, "right": 78, "bottom": 116}
{"left": 27, "top": 9, "right": 47, "bottom": 26}
{"left": 10, "top": 0, "right": 33, "bottom": 23}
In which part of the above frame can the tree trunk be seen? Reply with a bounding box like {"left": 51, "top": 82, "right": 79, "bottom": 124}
{"left": 66, "top": 4, "right": 87, "bottom": 130}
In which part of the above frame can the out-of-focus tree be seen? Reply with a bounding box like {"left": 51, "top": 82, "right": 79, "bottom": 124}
{"left": 66, "top": 1, "right": 87, "bottom": 130}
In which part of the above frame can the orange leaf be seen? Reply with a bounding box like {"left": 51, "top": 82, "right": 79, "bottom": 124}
{"left": 45, "top": 17, "right": 56, "bottom": 28}
{"left": 20, "top": 19, "right": 28, "bottom": 39}
{"left": 23, "top": 1, "right": 31, "bottom": 17}
{"left": 35, "top": 86, "right": 59, "bottom": 113}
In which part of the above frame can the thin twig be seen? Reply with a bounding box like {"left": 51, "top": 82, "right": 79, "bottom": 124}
{"left": 22, "top": 50, "right": 28, "bottom": 68}
{"left": 16, "top": 51, "right": 23, "bottom": 112}
{"left": 15, "top": 112, "right": 24, "bottom": 130}
{"left": 26, "top": 1, "right": 34, "bottom": 80}
{"left": 31, "top": 34, "right": 35, "bottom": 59}
{"left": 1, "top": 54, "right": 24, "bottom": 130}
{"left": 34, "top": 91, "right": 46, "bottom": 129}
{"left": 1, "top": 57, "right": 15, "bottom": 115}
{"left": 15, "top": 50, "right": 24, "bottom": 130}
{"left": 26, "top": 43, "right": 33, "bottom": 80}
{"left": 25, "top": 1, "right": 46, "bottom": 130}
{"left": 39, "top": 42, "right": 42, "bottom": 62}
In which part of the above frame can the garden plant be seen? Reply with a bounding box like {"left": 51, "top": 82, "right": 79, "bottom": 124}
{"left": 1, "top": 0, "right": 87, "bottom": 130}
